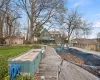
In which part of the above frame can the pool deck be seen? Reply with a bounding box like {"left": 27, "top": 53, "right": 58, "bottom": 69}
{"left": 37, "top": 46, "right": 100, "bottom": 80}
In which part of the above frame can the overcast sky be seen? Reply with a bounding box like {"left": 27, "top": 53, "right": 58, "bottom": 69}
{"left": 67, "top": 0, "right": 100, "bottom": 38}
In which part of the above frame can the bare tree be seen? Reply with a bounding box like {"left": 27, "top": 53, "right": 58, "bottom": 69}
{"left": 61, "top": 31, "right": 67, "bottom": 46}
{"left": 0, "top": 0, "right": 11, "bottom": 43}
{"left": 73, "top": 20, "right": 92, "bottom": 39}
{"left": 62, "top": 10, "right": 92, "bottom": 44}
{"left": 6, "top": 12, "right": 21, "bottom": 36}
{"left": 0, "top": 0, "right": 4, "bottom": 8}
{"left": 97, "top": 32, "right": 100, "bottom": 43}
{"left": 81, "top": 20, "right": 92, "bottom": 38}
{"left": 17, "top": 0, "right": 65, "bottom": 43}
{"left": 0, "top": 0, "right": 22, "bottom": 44}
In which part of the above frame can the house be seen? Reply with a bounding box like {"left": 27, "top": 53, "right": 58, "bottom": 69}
{"left": 71, "top": 38, "right": 98, "bottom": 51}
{"left": 5, "top": 36, "right": 24, "bottom": 45}
{"left": 49, "top": 30, "right": 61, "bottom": 44}
{"left": 39, "top": 28, "right": 61, "bottom": 44}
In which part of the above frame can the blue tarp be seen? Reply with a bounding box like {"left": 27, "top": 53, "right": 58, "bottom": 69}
{"left": 56, "top": 47, "right": 100, "bottom": 66}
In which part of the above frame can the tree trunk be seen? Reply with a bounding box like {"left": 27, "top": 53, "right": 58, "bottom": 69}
{"left": 30, "top": 20, "right": 34, "bottom": 43}
{"left": 0, "top": 21, "right": 3, "bottom": 38}
{"left": 0, "top": 18, "right": 3, "bottom": 44}
{"left": 29, "top": 0, "right": 35, "bottom": 43}
{"left": 9, "top": 25, "right": 11, "bottom": 37}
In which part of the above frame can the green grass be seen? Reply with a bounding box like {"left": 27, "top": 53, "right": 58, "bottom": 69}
{"left": 0, "top": 45, "right": 32, "bottom": 79}
{"left": 4, "top": 75, "right": 35, "bottom": 80}
{"left": 0, "top": 46, "right": 31, "bottom": 55}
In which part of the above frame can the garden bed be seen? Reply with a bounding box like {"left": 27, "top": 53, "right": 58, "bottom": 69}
{"left": 0, "top": 45, "right": 32, "bottom": 79}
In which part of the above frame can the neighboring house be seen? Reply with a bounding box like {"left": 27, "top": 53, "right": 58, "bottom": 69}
{"left": 40, "top": 28, "right": 51, "bottom": 40}
{"left": 49, "top": 30, "right": 61, "bottom": 44}
{"left": 40, "top": 28, "right": 61, "bottom": 44}
{"left": 5, "top": 36, "right": 24, "bottom": 45}
{"left": 71, "top": 38, "right": 98, "bottom": 51}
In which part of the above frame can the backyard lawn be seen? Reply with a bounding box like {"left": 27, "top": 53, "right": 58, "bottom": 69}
{"left": 0, "top": 45, "right": 32, "bottom": 79}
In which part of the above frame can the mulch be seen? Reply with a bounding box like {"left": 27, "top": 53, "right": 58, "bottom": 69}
{"left": 58, "top": 53, "right": 84, "bottom": 65}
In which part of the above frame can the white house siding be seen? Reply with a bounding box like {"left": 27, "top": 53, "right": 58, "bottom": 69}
{"left": 5, "top": 38, "right": 23, "bottom": 45}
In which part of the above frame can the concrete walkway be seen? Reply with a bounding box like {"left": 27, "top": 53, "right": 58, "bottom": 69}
{"left": 37, "top": 46, "right": 62, "bottom": 80}
{"left": 37, "top": 47, "right": 100, "bottom": 80}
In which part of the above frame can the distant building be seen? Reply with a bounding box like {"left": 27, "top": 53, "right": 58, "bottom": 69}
{"left": 49, "top": 30, "right": 61, "bottom": 44}
{"left": 39, "top": 28, "right": 61, "bottom": 44}
{"left": 5, "top": 36, "right": 24, "bottom": 45}
{"left": 71, "top": 38, "right": 99, "bottom": 51}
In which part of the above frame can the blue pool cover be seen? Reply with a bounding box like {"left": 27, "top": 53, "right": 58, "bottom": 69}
{"left": 56, "top": 47, "right": 100, "bottom": 66}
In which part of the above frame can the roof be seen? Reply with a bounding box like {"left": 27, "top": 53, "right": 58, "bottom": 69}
{"left": 72, "top": 38, "right": 98, "bottom": 45}
{"left": 41, "top": 28, "right": 50, "bottom": 35}
{"left": 5, "top": 36, "right": 23, "bottom": 39}
{"left": 49, "top": 31, "right": 60, "bottom": 35}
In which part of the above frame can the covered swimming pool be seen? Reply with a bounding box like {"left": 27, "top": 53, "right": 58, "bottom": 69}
{"left": 56, "top": 46, "right": 100, "bottom": 77}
